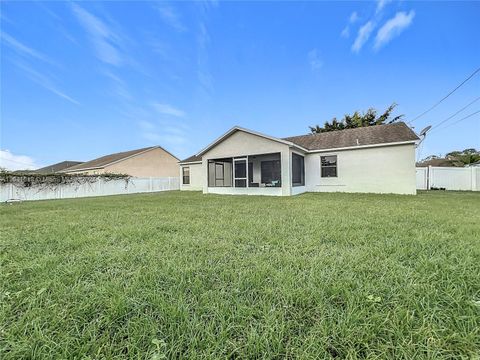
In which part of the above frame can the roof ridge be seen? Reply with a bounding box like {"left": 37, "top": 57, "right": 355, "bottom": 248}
{"left": 62, "top": 146, "right": 161, "bottom": 172}
{"left": 283, "top": 122, "right": 408, "bottom": 140}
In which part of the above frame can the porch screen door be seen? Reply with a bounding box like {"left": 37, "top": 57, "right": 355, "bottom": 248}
{"left": 234, "top": 158, "right": 247, "bottom": 188}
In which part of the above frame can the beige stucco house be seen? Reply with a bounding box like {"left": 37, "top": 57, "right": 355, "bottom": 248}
{"left": 179, "top": 122, "right": 420, "bottom": 196}
{"left": 62, "top": 146, "right": 179, "bottom": 177}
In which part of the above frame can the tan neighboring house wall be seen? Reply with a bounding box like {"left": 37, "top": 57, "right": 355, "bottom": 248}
{"left": 65, "top": 168, "right": 106, "bottom": 175}
{"left": 105, "top": 147, "right": 179, "bottom": 177}
{"left": 64, "top": 147, "right": 179, "bottom": 177}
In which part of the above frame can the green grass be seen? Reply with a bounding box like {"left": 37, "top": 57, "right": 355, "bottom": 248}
{"left": 1, "top": 191, "right": 479, "bottom": 359}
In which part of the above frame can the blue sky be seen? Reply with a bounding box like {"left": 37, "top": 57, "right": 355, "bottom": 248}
{"left": 1, "top": 0, "right": 479, "bottom": 169}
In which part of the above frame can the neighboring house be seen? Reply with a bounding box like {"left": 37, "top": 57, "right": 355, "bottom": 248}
{"left": 179, "top": 122, "right": 419, "bottom": 195}
{"left": 35, "top": 161, "right": 84, "bottom": 174}
{"left": 61, "top": 146, "right": 179, "bottom": 177}
{"left": 416, "top": 158, "right": 463, "bottom": 168}
{"left": 465, "top": 160, "right": 480, "bottom": 167}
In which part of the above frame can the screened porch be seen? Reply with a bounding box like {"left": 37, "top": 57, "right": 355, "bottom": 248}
{"left": 207, "top": 152, "right": 282, "bottom": 188}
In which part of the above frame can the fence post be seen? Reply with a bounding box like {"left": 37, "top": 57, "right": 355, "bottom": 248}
{"left": 472, "top": 167, "right": 477, "bottom": 191}
{"left": 427, "top": 166, "right": 432, "bottom": 190}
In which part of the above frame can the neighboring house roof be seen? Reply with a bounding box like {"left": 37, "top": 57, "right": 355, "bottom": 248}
{"left": 182, "top": 122, "right": 419, "bottom": 162}
{"left": 466, "top": 160, "right": 480, "bottom": 167}
{"left": 11, "top": 170, "right": 37, "bottom": 174}
{"left": 35, "top": 161, "right": 84, "bottom": 174}
{"left": 416, "top": 158, "right": 464, "bottom": 167}
{"left": 284, "top": 122, "right": 419, "bottom": 151}
{"left": 179, "top": 154, "right": 202, "bottom": 164}
{"left": 62, "top": 146, "right": 178, "bottom": 173}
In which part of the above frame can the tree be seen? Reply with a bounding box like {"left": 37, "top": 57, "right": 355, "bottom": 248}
{"left": 445, "top": 148, "right": 480, "bottom": 165}
{"left": 309, "top": 103, "right": 403, "bottom": 133}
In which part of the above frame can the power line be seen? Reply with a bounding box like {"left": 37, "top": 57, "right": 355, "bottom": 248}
{"left": 429, "top": 96, "right": 480, "bottom": 131}
{"left": 409, "top": 66, "right": 480, "bottom": 124}
{"left": 430, "top": 110, "right": 480, "bottom": 134}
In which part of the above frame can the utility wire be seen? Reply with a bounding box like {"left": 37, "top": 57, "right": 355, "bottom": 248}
{"left": 409, "top": 66, "right": 480, "bottom": 124}
{"left": 430, "top": 110, "right": 480, "bottom": 134}
{"left": 429, "top": 96, "right": 480, "bottom": 131}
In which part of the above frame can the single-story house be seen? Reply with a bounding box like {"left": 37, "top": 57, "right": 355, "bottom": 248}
{"left": 416, "top": 158, "right": 464, "bottom": 168}
{"left": 35, "top": 161, "right": 84, "bottom": 174}
{"left": 61, "top": 146, "right": 179, "bottom": 177}
{"left": 179, "top": 122, "right": 420, "bottom": 196}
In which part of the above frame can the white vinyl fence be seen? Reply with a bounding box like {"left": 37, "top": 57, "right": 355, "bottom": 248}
{"left": 416, "top": 166, "right": 479, "bottom": 191}
{"left": 1, "top": 177, "right": 180, "bottom": 202}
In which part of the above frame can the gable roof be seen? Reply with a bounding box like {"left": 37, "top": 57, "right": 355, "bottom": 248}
{"left": 179, "top": 154, "right": 202, "bottom": 164}
{"left": 180, "top": 122, "right": 419, "bottom": 163}
{"left": 196, "top": 126, "right": 309, "bottom": 156}
{"left": 62, "top": 146, "right": 178, "bottom": 173}
{"left": 35, "top": 161, "right": 83, "bottom": 174}
{"left": 283, "top": 122, "right": 419, "bottom": 151}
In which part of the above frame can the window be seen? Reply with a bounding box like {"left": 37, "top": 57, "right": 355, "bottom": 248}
{"left": 182, "top": 167, "right": 190, "bottom": 184}
{"left": 292, "top": 153, "right": 305, "bottom": 186}
{"left": 321, "top": 155, "right": 337, "bottom": 177}
{"left": 261, "top": 160, "right": 281, "bottom": 187}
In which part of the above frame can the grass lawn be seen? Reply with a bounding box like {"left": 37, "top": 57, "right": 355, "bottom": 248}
{"left": 1, "top": 191, "right": 479, "bottom": 359}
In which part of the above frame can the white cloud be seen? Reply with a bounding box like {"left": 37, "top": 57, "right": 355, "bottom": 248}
{"left": 152, "top": 103, "right": 186, "bottom": 118}
{"left": 71, "top": 3, "right": 123, "bottom": 66}
{"left": 0, "top": 150, "right": 40, "bottom": 171}
{"left": 308, "top": 49, "right": 323, "bottom": 71}
{"left": 155, "top": 3, "right": 187, "bottom": 32}
{"left": 376, "top": 0, "right": 392, "bottom": 14}
{"left": 352, "top": 21, "right": 375, "bottom": 53}
{"left": 13, "top": 61, "right": 79, "bottom": 104}
{"left": 350, "top": 11, "right": 359, "bottom": 23}
{"left": 121, "top": 104, "right": 190, "bottom": 156}
{"left": 340, "top": 12, "right": 359, "bottom": 39}
{"left": 138, "top": 118, "right": 189, "bottom": 153}
{"left": 1, "top": 32, "right": 55, "bottom": 65}
{"left": 196, "top": 22, "right": 213, "bottom": 96}
{"left": 101, "top": 70, "right": 132, "bottom": 100}
{"left": 138, "top": 120, "right": 155, "bottom": 131}
{"left": 374, "top": 11, "right": 415, "bottom": 50}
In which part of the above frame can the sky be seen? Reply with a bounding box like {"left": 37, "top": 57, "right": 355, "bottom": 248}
{"left": 1, "top": 0, "right": 479, "bottom": 170}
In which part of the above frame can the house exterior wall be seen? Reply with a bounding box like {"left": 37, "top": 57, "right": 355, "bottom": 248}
{"left": 66, "top": 168, "right": 106, "bottom": 175}
{"left": 179, "top": 163, "right": 203, "bottom": 191}
{"left": 104, "top": 148, "right": 179, "bottom": 177}
{"left": 201, "top": 130, "right": 292, "bottom": 196}
{"left": 304, "top": 144, "right": 417, "bottom": 195}
{"left": 65, "top": 148, "right": 179, "bottom": 177}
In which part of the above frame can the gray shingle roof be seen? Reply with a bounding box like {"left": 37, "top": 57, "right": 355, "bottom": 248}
{"left": 35, "top": 161, "right": 84, "bottom": 174}
{"left": 62, "top": 146, "right": 158, "bottom": 172}
{"left": 283, "top": 122, "right": 419, "bottom": 151}
{"left": 179, "top": 122, "right": 418, "bottom": 162}
{"left": 179, "top": 154, "right": 202, "bottom": 164}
